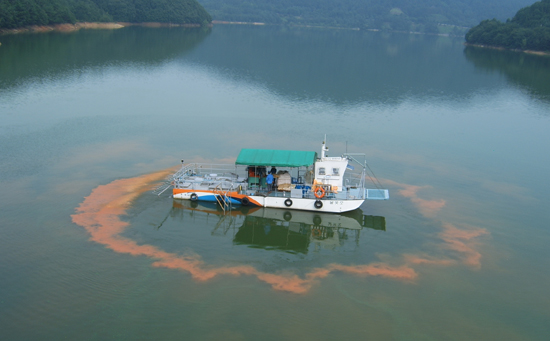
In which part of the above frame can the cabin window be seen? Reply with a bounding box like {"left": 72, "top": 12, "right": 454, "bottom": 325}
{"left": 333, "top": 168, "right": 339, "bottom": 175}
{"left": 318, "top": 167, "right": 325, "bottom": 175}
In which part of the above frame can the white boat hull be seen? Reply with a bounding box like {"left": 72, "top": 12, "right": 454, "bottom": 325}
{"left": 172, "top": 187, "right": 366, "bottom": 213}
{"left": 248, "top": 196, "right": 364, "bottom": 213}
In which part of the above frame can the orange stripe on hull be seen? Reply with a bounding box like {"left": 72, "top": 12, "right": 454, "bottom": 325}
{"left": 226, "top": 193, "right": 262, "bottom": 207}
{"left": 172, "top": 189, "right": 262, "bottom": 207}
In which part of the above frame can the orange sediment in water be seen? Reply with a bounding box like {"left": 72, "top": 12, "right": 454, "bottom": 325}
{"left": 439, "top": 223, "right": 488, "bottom": 268}
{"left": 72, "top": 170, "right": 488, "bottom": 294}
{"left": 384, "top": 178, "right": 489, "bottom": 269}
{"left": 383, "top": 179, "right": 446, "bottom": 218}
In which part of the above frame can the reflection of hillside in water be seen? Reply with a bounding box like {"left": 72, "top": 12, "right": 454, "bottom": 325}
{"left": 171, "top": 200, "right": 385, "bottom": 254}
{"left": 181, "top": 26, "right": 495, "bottom": 104}
{"left": 464, "top": 46, "right": 550, "bottom": 105}
{"left": 0, "top": 26, "right": 210, "bottom": 90}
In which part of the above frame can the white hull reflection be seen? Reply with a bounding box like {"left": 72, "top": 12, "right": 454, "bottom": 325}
{"left": 170, "top": 200, "right": 385, "bottom": 253}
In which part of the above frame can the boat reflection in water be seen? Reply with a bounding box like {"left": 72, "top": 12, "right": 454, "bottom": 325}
{"left": 171, "top": 200, "right": 385, "bottom": 254}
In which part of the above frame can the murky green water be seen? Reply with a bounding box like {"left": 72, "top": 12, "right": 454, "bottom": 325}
{"left": 1, "top": 25, "right": 549, "bottom": 340}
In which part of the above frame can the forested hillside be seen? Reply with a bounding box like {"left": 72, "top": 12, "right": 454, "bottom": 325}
{"left": 0, "top": 0, "right": 212, "bottom": 29}
{"left": 0, "top": 0, "right": 540, "bottom": 34}
{"left": 466, "top": 0, "right": 550, "bottom": 52}
{"left": 200, "top": 0, "right": 534, "bottom": 32}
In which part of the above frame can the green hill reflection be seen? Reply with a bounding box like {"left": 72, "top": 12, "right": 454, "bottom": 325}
{"left": 179, "top": 25, "right": 499, "bottom": 104}
{"left": 464, "top": 45, "right": 550, "bottom": 104}
{"left": 0, "top": 26, "right": 211, "bottom": 90}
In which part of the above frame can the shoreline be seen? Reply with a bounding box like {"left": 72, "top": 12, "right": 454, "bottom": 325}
{"left": 3, "top": 22, "right": 547, "bottom": 57}
{"left": 0, "top": 22, "right": 204, "bottom": 35}
{"left": 212, "top": 20, "right": 265, "bottom": 26}
{"left": 464, "top": 42, "right": 550, "bottom": 57}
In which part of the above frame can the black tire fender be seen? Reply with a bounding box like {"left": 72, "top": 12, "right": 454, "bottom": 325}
{"left": 241, "top": 196, "right": 250, "bottom": 206}
{"left": 190, "top": 193, "right": 198, "bottom": 201}
{"left": 314, "top": 200, "right": 323, "bottom": 209}
{"left": 284, "top": 198, "right": 293, "bottom": 207}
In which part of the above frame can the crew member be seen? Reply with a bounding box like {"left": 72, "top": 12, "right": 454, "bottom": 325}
{"left": 266, "top": 171, "right": 274, "bottom": 191}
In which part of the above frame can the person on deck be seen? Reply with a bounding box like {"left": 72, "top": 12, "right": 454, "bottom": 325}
{"left": 266, "top": 171, "right": 274, "bottom": 191}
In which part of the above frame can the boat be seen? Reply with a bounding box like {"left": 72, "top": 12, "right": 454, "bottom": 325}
{"left": 156, "top": 139, "right": 389, "bottom": 213}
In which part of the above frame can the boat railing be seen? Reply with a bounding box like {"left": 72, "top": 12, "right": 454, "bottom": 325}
{"left": 153, "top": 163, "right": 197, "bottom": 195}
{"left": 175, "top": 163, "right": 239, "bottom": 178}
{"left": 155, "top": 163, "right": 240, "bottom": 195}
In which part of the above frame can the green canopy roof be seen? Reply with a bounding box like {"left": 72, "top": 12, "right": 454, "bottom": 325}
{"left": 236, "top": 149, "right": 317, "bottom": 167}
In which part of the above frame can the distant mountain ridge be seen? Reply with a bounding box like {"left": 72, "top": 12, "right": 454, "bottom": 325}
{"left": 466, "top": 0, "right": 550, "bottom": 52}
{"left": 200, "top": 0, "right": 535, "bottom": 32}
{"left": 0, "top": 0, "right": 212, "bottom": 29}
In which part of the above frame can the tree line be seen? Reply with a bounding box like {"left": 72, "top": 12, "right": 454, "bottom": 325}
{"left": 466, "top": 0, "right": 550, "bottom": 52}
{"left": 199, "top": 0, "right": 534, "bottom": 33}
{"left": 0, "top": 0, "right": 212, "bottom": 29}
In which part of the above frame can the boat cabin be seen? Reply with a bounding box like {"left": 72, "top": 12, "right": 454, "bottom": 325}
{"left": 235, "top": 143, "right": 358, "bottom": 199}
{"left": 235, "top": 148, "right": 317, "bottom": 193}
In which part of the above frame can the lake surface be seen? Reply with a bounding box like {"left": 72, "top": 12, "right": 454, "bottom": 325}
{"left": 1, "top": 25, "right": 550, "bottom": 340}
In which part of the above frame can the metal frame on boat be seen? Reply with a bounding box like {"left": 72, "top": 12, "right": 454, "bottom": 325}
{"left": 156, "top": 139, "right": 389, "bottom": 213}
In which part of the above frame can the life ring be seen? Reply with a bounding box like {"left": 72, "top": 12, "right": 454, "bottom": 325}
{"left": 190, "top": 193, "right": 198, "bottom": 201}
{"left": 312, "top": 228, "right": 321, "bottom": 237}
{"left": 314, "top": 200, "right": 323, "bottom": 209}
{"left": 241, "top": 196, "right": 250, "bottom": 206}
{"left": 314, "top": 186, "right": 325, "bottom": 199}
{"left": 284, "top": 198, "right": 293, "bottom": 207}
